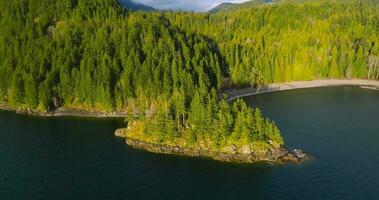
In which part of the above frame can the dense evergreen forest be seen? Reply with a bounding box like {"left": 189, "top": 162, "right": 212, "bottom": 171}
{"left": 0, "top": 0, "right": 378, "bottom": 150}
{"left": 167, "top": 0, "right": 379, "bottom": 86}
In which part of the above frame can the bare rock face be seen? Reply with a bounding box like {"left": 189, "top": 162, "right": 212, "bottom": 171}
{"left": 238, "top": 145, "right": 251, "bottom": 154}
{"left": 114, "top": 128, "right": 126, "bottom": 138}
{"left": 121, "top": 135, "right": 312, "bottom": 164}
{"left": 279, "top": 149, "right": 312, "bottom": 163}
{"left": 293, "top": 149, "right": 308, "bottom": 159}
{"left": 222, "top": 145, "right": 237, "bottom": 154}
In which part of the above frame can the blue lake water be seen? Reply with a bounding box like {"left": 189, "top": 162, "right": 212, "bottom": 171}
{"left": 0, "top": 86, "right": 378, "bottom": 199}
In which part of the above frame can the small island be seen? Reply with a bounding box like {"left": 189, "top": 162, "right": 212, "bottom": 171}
{"left": 115, "top": 127, "right": 310, "bottom": 163}
{"left": 113, "top": 96, "right": 311, "bottom": 164}
{"left": 1, "top": 0, "right": 378, "bottom": 164}
{"left": 112, "top": 79, "right": 378, "bottom": 164}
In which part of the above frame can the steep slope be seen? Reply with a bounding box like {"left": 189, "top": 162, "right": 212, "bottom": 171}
{"left": 118, "top": 0, "right": 155, "bottom": 11}
{"left": 0, "top": 0, "right": 289, "bottom": 164}
{"left": 1, "top": 0, "right": 377, "bottom": 163}
{"left": 171, "top": 0, "right": 378, "bottom": 87}
{"left": 209, "top": 3, "right": 237, "bottom": 13}
{"left": 209, "top": 0, "right": 273, "bottom": 13}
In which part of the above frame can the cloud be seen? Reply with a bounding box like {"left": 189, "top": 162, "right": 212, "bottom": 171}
{"left": 132, "top": 0, "right": 250, "bottom": 11}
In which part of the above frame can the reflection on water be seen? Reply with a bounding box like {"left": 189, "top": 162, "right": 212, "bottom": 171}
{"left": 0, "top": 86, "right": 378, "bottom": 199}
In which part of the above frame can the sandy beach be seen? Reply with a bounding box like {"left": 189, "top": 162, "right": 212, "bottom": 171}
{"left": 1, "top": 79, "right": 378, "bottom": 117}
{"left": 225, "top": 79, "right": 379, "bottom": 101}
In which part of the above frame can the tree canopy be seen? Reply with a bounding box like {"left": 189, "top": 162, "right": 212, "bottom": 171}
{"left": 0, "top": 0, "right": 377, "bottom": 150}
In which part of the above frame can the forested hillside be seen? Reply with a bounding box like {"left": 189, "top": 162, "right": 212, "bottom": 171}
{"left": 168, "top": 0, "right": 379, "bottom": 86}
{"left": 0, "top": 0, "right": 378, "bottom": 152}
{"left": 0, "top": 0, "right": 283, "bottom": 151}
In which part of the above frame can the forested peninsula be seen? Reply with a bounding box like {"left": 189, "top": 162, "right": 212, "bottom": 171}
{"left": 1, "top": 0, "right": 378, "bottom": 163}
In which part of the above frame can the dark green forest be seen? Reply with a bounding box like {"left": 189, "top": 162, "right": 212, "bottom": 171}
{"left": 0, "top": 0, "right": 378, "bottom": 150}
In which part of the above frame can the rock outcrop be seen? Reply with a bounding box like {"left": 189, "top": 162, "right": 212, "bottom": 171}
{"left": 114, "top": 129, "right": 126, "bottom": 137}
{"left": 115, "top": 128, "right": 311, "bottom": 164}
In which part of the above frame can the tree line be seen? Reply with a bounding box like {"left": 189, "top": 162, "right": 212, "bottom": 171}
{"left": 0, "top": 0, "right": 377, "bottom": 149}
{"left": 165, "top": 0, "right": 378, "bottom": 87}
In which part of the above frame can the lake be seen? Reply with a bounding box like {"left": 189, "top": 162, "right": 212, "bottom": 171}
{"left": 1, "top": 86, "right": 378, "bottom": 199}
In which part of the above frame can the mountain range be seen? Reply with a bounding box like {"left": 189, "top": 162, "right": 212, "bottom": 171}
{"left": 117, "top": 0, "right": 155, "bottom": 11}
{"left": 209, "top": 0, "right": 273, "bottom": 13}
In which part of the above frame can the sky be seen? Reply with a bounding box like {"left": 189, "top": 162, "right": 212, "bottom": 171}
{"left": 132, "top": 0, "right": 250, "bottom": 11}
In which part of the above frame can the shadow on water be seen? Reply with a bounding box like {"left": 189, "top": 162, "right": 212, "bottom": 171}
{"left": 1, "top": 86, "right": 379, "bottom": 199}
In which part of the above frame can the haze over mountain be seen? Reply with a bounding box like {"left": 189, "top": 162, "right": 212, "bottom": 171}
{"left": 118, "top": 0, "right": 155, "bottom": 11}
{"left": 209, "top": 0, "right": 273, "bottom": 13}
{"left": 133, "top": 0, "right": 250, "bottom": 11}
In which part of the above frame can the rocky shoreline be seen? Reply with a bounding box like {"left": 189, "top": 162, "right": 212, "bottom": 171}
{"left": 115, "top": 129, "right": 311, "bottom": 164}
{"left": 0, "top": 104, "right": 126, "bottom": 118}
{"left": 2, "top": 80, "right": 377, "bottom": 118}
{"left": 1, "top": 103, "right": 312, "bottom": 164}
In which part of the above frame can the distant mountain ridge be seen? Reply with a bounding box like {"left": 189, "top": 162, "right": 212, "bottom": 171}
{"left": 209, "top": 3, "right": 237, "bottom": 13}
{"left": 209, "top": 0, "right": 273, "bottom": 13}
{"left": 118, "top": 0, "right": 155, "bottom": 11}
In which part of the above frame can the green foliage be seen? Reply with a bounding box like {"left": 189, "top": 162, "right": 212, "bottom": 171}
{"left": 130, "top": 92, "right": 284, "bottom": 149}
{"left": 1, "top": 0, "right": 377, "bottom": 150}
{"left": 8, "top": 73, "right": 24, "bottom": 106}
{"left": 0, "top": 0, "right": 222, "bottom": 112}
{"left": 166, "top": 0, "right": 379, "bottom": 86}
{"left": 24, "top": 75, "right": 38, "bottom": 109}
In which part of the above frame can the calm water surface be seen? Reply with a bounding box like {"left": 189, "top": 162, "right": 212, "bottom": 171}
{"left": 0, "top": 86, "right": 378, "bottom": 199}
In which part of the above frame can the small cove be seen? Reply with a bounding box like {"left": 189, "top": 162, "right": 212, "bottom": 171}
{"left": 0, "top": 86, "right": 378, "bottom": 199}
